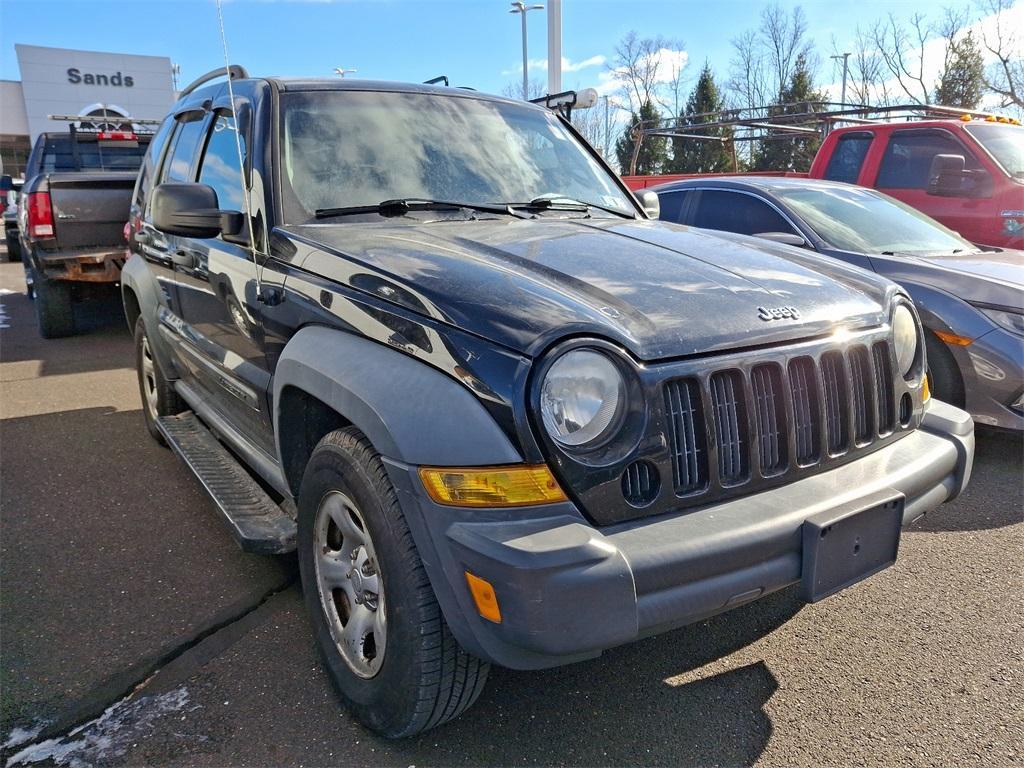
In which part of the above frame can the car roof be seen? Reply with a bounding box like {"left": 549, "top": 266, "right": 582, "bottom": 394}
{"left": 650, "top": 175, "right": 866, "bottom": 195}
{"left": 183, "top": 76, "right": 532, "bottom": 111}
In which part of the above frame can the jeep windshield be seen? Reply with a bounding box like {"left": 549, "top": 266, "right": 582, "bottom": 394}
{"left": 279, "top": 89, "right": 636, "bottom": 223}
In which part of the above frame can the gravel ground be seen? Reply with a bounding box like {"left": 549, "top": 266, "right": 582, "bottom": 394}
{"left": 0, "top": 258, "right": 1020, "bottom": 768}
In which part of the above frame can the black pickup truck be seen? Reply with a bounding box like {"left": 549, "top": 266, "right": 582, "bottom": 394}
{"left": 19, "top": 124, "right": 152, "bottom": 337}
{"left": 123, "top": 68, "right": 974, "bottom": 737}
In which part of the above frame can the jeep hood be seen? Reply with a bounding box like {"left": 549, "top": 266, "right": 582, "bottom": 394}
{"left": 282, "top": 218, "right": 893, "bottom": 360}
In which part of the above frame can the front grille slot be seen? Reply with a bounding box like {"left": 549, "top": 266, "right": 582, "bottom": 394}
{"left": 789, "top": 357, "right": 821, "bottom": 465}
{"left": 709, "top": 370, "right": 749, "bottom": 484}
{"left": 820, "top": 351, "right": 849, "bottom": 454}
{"left": 664, "top": 378, "right": 708, "bottom": 494}
{"left": 652, "top": 331, "right": 897, "bottom": 518}
{"left": 873, "top": 342, "right": 895, "bottom": 434}
{"left": 848, "top": 346, "right": 874, "bottom": 444}
{"left": 751, "top": 364, "right": 787, "bottom": 474}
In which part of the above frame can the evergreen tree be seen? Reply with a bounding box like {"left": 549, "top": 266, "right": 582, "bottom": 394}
{"left": 615, "top": 100, "right": 667, "bottom": 175}
{"left": 935, "top": 32, "right": 985, "bottom": 108}
{"left": 751, "top": 54, "right": 826, "bottom": 172}
{"left": 664, "top": 64, "right": 736, "bottom": 173}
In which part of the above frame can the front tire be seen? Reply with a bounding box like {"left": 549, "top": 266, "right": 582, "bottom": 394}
{"left": 134, "top": 316, "right": 185, "bottom": 444}
{"left": 34, "top": 276, "right": 74, "bottom": 338}
{"left": 297, "top": 427, "right": 489, "bottom": 738}
{"left": 925, "top": 331, "right": 965, "bottom": 408}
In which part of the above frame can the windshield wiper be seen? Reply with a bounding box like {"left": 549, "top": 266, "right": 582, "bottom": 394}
{"left": 511, "top": 196, "right": 635, "bottom": 219}
{"left": 315, "top": 198, "right": 527, "bottom": 219}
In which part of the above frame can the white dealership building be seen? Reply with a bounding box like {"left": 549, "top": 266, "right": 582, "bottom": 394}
{"left": 1, "top": 44, "right": 177, "bottom": 176}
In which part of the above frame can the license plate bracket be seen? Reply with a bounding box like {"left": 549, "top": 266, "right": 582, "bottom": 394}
{"left": 801, "top": 491, "right": 904, "bottom": 603}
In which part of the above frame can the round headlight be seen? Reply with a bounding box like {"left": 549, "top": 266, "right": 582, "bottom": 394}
{"left": 540, "top": 349, "right": 625, "bottom": 447}
{"left": 893, "top": 304, "right": 919, "bottom": 378}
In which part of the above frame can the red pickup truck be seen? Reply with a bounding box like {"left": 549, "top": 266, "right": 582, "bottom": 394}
{"left": 625, "top": 117, "right": 1024, "bottom": 249}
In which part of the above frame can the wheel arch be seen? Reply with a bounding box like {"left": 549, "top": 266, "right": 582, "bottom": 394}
{"left": 273, "top": 325, "right": 523, "bottom": 497}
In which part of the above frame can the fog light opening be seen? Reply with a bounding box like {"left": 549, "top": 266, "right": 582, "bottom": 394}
{"left": 899, "top": 393, "right": 913, "bottom": 427}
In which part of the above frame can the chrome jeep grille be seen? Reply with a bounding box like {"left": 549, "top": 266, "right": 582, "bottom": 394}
{"left": 664, "top": 339, "right": 897, "bottom": 499}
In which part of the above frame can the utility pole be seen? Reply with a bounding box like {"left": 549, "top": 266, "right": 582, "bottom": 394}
{"left": 830, "top": 52, "right": 851, "bottom": 106}
{"left": 547, "top": 0, "right": 561, "bottom": 95}
{"left": 509, "top": 2, "right": 544, "bottom": 100}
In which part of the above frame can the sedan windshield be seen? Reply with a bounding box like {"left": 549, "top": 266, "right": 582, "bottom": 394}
{"left": 773, "top": 185, "right": 977, "bottom": 255}
{"left": 964, "top": 123, "right": 1024, "bottom": 178}
{"left": 279, "top": 90, "right": 635, "bottom": 222}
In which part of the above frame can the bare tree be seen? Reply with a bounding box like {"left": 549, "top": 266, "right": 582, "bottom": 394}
{"left": 976, "top": 0, "right": 1023, "bottom": 108}
{"left": 501, "top": 78, "right": 546, "bottom": 101}
{"left": 654, "top": 38, "right": 690, "bottom": 117}
{"left": 609, "top": 32, "right": 667, "bottom": 108}
{"left": 727, "top": 3, "right": 815, "bottom": 109}
{"left": 871, "top": 12, "right": 937, "bottom": 104}
{"left": 832, "top": 28, "right": 895, "bottom": 106}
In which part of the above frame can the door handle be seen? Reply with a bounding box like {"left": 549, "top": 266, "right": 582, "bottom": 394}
{"left": 171, "top": 248, "right": 199, "bottom": 268}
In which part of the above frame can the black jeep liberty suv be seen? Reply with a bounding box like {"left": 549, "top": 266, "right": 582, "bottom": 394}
{"left": 123, "top": 67, "right": 975, "bottom": 737}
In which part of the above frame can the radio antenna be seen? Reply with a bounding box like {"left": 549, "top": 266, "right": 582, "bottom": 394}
{"left": 215, "top": 0, "right": 262, "bottom": 296}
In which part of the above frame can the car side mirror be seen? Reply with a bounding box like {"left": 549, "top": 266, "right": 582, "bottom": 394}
{"left": 927, "top": 154, "right": 968, "bottom": 197}
{"left": 754, "top": 231, "right": 808, "bottom": 248}
{"left": 151, "top": 183, "right": 243, "bottom": 239}
{"left": 639, "top": 190, "right": 660, "bottom": 219}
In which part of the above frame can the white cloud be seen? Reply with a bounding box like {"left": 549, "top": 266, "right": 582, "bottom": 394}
{"left": 822, "top": 3, "right": 1023, "bottom": 110}
{"left": 592, "top": 47, "right": 690, "bottom": 100}
{"left": 502, "top": 54, "right": 606, "bottom": 77}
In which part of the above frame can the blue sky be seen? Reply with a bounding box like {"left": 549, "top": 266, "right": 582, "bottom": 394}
{"left": 0, "top": 0, "right": 1012, "bottom": 104}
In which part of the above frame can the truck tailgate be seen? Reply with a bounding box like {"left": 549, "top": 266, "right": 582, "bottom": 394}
{"left": 46, "top": 172, "right": 137, "bottom": 249}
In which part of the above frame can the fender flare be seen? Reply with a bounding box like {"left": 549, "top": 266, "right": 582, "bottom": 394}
{"left": 272, "top": 325, "right": 523, "bottom": 472}
{"left": 120, "top": 253, "right": 177, "bottom": 375}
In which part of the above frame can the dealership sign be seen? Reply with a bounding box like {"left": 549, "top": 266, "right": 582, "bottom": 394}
{"left": 67, "top": 68, "right": 134, "bottom": 87}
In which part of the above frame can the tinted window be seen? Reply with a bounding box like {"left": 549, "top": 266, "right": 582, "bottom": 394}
{"left": 38, "top": 136, "right": 149, "bottom": 173}
{"left": 197, "top": 112, "right": 246, "bottom": 211}
{"left": 876, "top": 130, "right": 981, "bottom": 189}
{"left": 823, "top": 133, "right": 872, "bottom": 184}
{"left": 656, "top": 190, "right": 689, "bottom": 223}
{"left": 691, "top": 190, "right": 797, "bottom": 236}
{"left": 133, "top": 116, "right": 175, "bottom": 205}
{"left": 162, "top": 117, "right": 208, "bottom": 183}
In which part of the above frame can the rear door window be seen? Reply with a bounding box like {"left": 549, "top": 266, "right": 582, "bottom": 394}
{"left": 162, "top": 116, "right": 209, "bottom": 183}
{"left": 823, "top": 133, "right": 873, "bottom": 184}
{"left": 657, "top": 190, "right": 689, "bottom": 223}
{"left": 875, "top": 129, "right": 982, "bottom": 189}
{"left": 196, "top": 111, "right": 246, "bottom": 212}
{"left": 690, "top": 190, "right": 798, "bottom": 235}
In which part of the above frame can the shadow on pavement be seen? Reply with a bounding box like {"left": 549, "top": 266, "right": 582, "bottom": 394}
{"left": 909, "top": 427, "right": 1023, "bottom": 533}
{"left": 0, "top": 406, "right": 296, "bottom": 734}
{"left": 0, "top": 284, "right": 133, "bottom": 377}
{"left": 393, "top": 588, "right": 799, "bottom": 767}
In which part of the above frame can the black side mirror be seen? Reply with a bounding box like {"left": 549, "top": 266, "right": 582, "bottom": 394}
{"left": 927, "top": 154, "right": 967, "bottom": 197}
{"left": 755, "top": 231, "right": 809, "bottom": 248}
{"left": 151, "top": 183, "right": 242, "bottom": 239}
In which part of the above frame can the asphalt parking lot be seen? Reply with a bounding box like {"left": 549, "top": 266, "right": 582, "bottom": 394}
{"left": 0, "top": 256, "right": 1021, "bottom": 768}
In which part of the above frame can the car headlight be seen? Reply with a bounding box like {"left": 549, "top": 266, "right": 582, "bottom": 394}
{"left": 892, "top": 304, "right": 919, "bottom": 378}
{"left": 978, "top": 307, "right": 1024, "bottom": 335}
{"left": 540, "top": 349, "right": 625, "bottom": 447}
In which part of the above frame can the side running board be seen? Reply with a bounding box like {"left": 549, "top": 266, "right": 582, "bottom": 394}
{"left": 157, "top": 412, "right": 296, "bottom": 555}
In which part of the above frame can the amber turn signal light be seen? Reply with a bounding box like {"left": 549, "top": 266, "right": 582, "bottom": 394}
{"left": 465, "top": 572, "right": 502, "bottom": 623}
{"left": 934, "top": 329, "right": 973, "bottom": 346}
{"left": 418, "top": 464, "right": 567, "bottom": 508}
{"left": 922, "top": 374, "right": 931, "bottom": 402}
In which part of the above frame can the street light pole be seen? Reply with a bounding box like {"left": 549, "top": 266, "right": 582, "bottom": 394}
{"left": 509, "top": 2, "right": 544, "bottom": 100}
{"left": 830, "top": 52, "right": 851, "bottom": 106}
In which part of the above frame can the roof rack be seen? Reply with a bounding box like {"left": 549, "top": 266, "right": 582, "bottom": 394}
{"left": 179, "top": 64, "right": 249, "bottom": 98}
{"left": 423, "top": 75, "right": 449, "bottom": 87}
{"left": 626, "top": 102, "right": 1020, "bottom": 174}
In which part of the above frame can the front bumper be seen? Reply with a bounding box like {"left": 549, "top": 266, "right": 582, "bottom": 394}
{"left": 956, "top": 327, "right": 1024, "bottom": 431}
{"left": 385, "top": 399, "right": 974, "bottom": 670}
